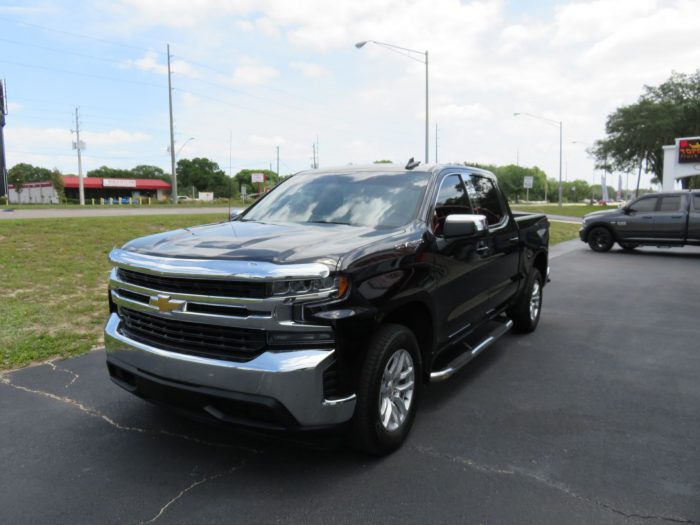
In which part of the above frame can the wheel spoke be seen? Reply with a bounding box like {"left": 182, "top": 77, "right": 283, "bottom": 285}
{"left": 377, "top": 348, "right": 415, "bottom": 432}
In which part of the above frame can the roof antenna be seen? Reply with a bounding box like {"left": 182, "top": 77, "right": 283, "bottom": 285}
{"left": 405, "top": 157, "right": 420, "bottom": 170}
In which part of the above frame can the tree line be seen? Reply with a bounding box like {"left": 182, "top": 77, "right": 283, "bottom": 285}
{"left": 7, "top": 159, "right": 283, "bottom": 199}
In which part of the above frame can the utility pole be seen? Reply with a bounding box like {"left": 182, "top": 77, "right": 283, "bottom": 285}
{"left": 435, "top": 123, "right": 438, "bottom": 164}
{"left": 276, "top": 146, "right": 280, "bottom": 178}
{"left": 167, "top": 44, "right": 177, "bottom": 203}
{"left": 425, "top": 49, "right": 429, "bottom": 163}
{"left": 72, "top": 107, "right": 85, "bottom": 206}
{"left": 312, "top": 143, "right": 317, "bottom": 169}
{"left": 0, "top": 79, "right": 8, "bottom": 200}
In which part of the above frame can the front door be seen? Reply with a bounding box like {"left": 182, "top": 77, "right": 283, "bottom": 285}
{"left": 618, "top": 195, "right": 658, "bottom": 241}
{"left": 430, "top": 173, "right": 494, "bottom": 343}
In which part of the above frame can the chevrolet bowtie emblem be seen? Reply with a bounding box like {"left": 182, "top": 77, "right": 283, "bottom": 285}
{"left": 149, "top": 294, "right": 185, "bottom": 313}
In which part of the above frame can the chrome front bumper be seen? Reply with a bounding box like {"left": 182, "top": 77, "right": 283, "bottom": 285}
{"left": 104, "top": 313, "right": 356, "bottom": 428}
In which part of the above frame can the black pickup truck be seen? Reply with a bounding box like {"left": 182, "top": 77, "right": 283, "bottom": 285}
{"left": 105, "top": 164, "right": 549, "bottom": 454}
{"left": 580, "top": 190, "right": 700, "bottom": 252}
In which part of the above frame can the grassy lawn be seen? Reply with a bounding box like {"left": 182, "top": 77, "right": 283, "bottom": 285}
{"left": 0, "top": 217, "right": 580, "bottom": 370}
{"left": 549, "top": 222, "right": 581, "bottom": 245}
{"left": 512, "top": 204, "right": 617, "bottom": 217}
{"left": 2, "top": 200, "right": 246, "bottom": 210}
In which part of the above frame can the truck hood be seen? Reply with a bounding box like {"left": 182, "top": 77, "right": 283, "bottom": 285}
{"left": 121, "top": 220, "right": 396, "bottom": 269}
{"left": 584, "top": 209, "right": 621, "bottom": 220}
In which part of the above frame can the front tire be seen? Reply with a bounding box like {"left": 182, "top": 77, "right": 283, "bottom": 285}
{"left": 508, "top": 268, "right": 543, "bottom": 333}
{"left": 587, "top": 227, "right": 614, "bottom": 252}
{"left": 351, "top": 324, "right": 421, "bottom": 455}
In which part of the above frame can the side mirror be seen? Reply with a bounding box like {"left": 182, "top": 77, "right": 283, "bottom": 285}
{"left": 443, "top": 214, "right": 488, "bottom": 238}
{"left": 229, "top": 207, "right": 244, "bottom": 220}
{"left": 624, "top": 207, "right": 634, "bottom": 215}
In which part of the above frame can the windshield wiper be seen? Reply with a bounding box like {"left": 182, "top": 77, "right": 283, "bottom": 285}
{"left": 306, "top": 220, "right": 352, "bottom": 225}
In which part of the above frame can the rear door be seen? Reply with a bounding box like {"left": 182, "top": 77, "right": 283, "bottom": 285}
{"left": 653, "top": 194, "right": 687, "bottom": 242}
{"left": 689, "top": 194, "right": 700, "bottom": 244}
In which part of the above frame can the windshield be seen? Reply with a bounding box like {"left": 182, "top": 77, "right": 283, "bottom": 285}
{"left": 242, "top": 170, "right": 431, "bottom": 228}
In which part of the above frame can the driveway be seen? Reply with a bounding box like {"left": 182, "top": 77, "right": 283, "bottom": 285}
{"left": 1, "top": 242, "right": 698, "bottom": 524}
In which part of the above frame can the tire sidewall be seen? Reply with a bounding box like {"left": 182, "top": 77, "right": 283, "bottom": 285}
{"left": 588, "top": 227, "right": 614, "bottom": 252}
{"left": 356, "top": 325, "right": 421, "bottom": 454}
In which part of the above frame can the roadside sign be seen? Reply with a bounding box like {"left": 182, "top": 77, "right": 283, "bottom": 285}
{"left": 251, "top": 173, "right": 264, "bottom": 183}
{"left": 523, "top": 176, "right": 533, "bottom": 189}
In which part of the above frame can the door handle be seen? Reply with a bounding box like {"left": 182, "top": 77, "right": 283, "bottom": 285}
{"left": 642, "top": 215, "right": 653, "bottom": 219}
{"left": 670, "top": 215, "right": 682, "bottom": 219}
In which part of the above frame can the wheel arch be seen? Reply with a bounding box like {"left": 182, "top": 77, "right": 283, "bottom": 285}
{"left": 380, "top": 301, "right": 435, "bottom": 382}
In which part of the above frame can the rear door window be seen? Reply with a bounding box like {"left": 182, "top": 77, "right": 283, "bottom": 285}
{"left": 659, "top": 196, "right": 682, "bottom": 212}
{"left": 466, "top": 175, "right": 506, "bottom": 226}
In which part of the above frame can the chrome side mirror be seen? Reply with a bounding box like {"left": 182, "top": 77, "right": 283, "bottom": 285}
{"left": 229, "top": 208, "right": 244, "bottom": 220}
{"left": 443, "top": 214, "right": 488, "bottom": 238}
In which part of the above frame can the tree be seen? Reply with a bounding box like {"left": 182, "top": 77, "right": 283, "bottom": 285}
{"left": 86, "top": 166, "right": 132, "bottom": 179}
{"left": 468, "top": 162, "right": 548, "bottom": 202}
{"left": 177, "top": 157, "right": 229, "bottom": 197}
{"left": 130, "top": 165, "right": 170, "bottom": 182}
{"left": 8, "top": 163, "right": 52, "bottom": 197}
{"left": 49, "top": 169, "right": 65, "bottom": 202}
{"left": 593, "top": 70, "right": 700, "bottom": 188}
{"left": 234, "top": 169, "right": 279, "bottom": 196}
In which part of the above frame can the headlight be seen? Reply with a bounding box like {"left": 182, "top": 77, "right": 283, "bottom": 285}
{"left": 271, "top": 275, "right": 348, "bottom": 297}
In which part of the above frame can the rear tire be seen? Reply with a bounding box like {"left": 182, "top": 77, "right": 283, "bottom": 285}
{"left": 587, "top": 227, "right": 614, "bottom": 252}
{"left": 351, "top": 324, "right": 421, "bottom": 455}
{"left": 508, "top": 268, "right": 543, "bottom": 333}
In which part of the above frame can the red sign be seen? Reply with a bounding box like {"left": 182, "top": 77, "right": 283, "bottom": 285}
{"left": 678, "top": 139, "right": 700, "bottom": 164}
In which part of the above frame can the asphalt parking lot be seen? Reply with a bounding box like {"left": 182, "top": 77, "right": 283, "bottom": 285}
{"left": 1, "top": 241, "right": 699, "bottom": 524}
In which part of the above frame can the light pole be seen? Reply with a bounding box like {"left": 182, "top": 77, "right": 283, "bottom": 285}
{"left": 514, "top": 112, "right": 563, "bottom": 206}
{"left": 176, "top": 137, "right": 195, "bottom": 157}
{"left": 356, "top": 40, "right": 429, "bottom": 163}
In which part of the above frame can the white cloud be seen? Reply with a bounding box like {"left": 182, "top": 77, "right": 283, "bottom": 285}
{"left": 290, "top": 61, "right": 330, "bottom": 78}
{"left": 230, "top": 58, "right": 279, "bottom": 86}
{"left": 122, "top": 51, "right": 201, "bottom": 78}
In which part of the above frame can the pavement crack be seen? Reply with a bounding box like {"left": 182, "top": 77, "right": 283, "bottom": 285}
{"left": 137, "top": 463, "right": 244, "bottom": 524}
{"left": 45, "top": 359, "right": 80, "bottom": 388}
{"left": 412, "top": 444, "right": 699, "bottom": 524}
{"left": 0, "top": 372, "right": 261, "bottom": 454}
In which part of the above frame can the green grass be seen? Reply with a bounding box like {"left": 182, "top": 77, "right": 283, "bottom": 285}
{"left": 0, "top": 214, "right": 224, "bottom": 370}
{"left": 549, "top": 222, "right": 581, "bottom": 245}
{"left": 512, "top": 204, "right": 617, "bottom": 217}
{"left": 0, "top": 217, "right": 579, "bottom": 370}
{"left": 2, "top": 199, "right": 246, "bottom": 210}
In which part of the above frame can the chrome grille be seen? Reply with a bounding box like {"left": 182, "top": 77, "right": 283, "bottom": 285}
{"left": 119, "top": 308, "right": 266, "bottom": 362}
{"left": 118, "top": 268, "right": 268, "bottom": 298}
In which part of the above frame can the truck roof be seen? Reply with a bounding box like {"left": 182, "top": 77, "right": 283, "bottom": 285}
{"left": 298, "top": 163, "right": 495, "bottom": 178}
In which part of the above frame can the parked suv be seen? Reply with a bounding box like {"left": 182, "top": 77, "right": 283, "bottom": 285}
{"left": 105, "top": 164, "right": 549, "bottom": 454}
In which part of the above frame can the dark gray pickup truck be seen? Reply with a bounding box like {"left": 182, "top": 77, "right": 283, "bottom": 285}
{"left": 580, "top": 190, "right": 700, "bottom": 252}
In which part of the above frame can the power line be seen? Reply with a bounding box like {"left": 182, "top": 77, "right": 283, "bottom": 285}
{"left": 0, "top": 16, "right": 158, "bottom": 54}
{"left": 0, "top": 37, "right": 135, "bottom": 67}
{"left": 0, "top": 59, "right": 164, "bottom": 89}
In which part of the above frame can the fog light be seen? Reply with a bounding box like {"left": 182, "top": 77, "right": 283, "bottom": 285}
{"left": 267, "top": 331, "right": 335, "bottom": 345}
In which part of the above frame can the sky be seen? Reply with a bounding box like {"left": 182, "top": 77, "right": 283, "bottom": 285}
{"left": 1, "top": 0, "right": 699, "bottom": 190}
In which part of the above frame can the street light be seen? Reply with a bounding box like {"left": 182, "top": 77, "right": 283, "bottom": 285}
{"left": 514, "top": 112, "right": 563, "bottom": 207}
{"left": 176, "top": 137, "right": 195, "bottom": 157}
{"left": 356, "top": 40, "right": 429, "bottom": 163}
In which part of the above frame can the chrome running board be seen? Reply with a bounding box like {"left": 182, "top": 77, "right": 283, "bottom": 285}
{"left": 430, "top": 318, "right": 513, "bottom": 382}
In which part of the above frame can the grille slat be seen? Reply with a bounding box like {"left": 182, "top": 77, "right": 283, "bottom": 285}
{"left": 118, "top": 269, "right": 268, "bottom": 298}
{"left": 120, "top": 308, "right": 266, "bottom": 362}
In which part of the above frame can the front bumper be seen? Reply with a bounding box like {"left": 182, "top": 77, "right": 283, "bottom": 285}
{"left": 104, "top": 313, "right": 356, "bottom": 430}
